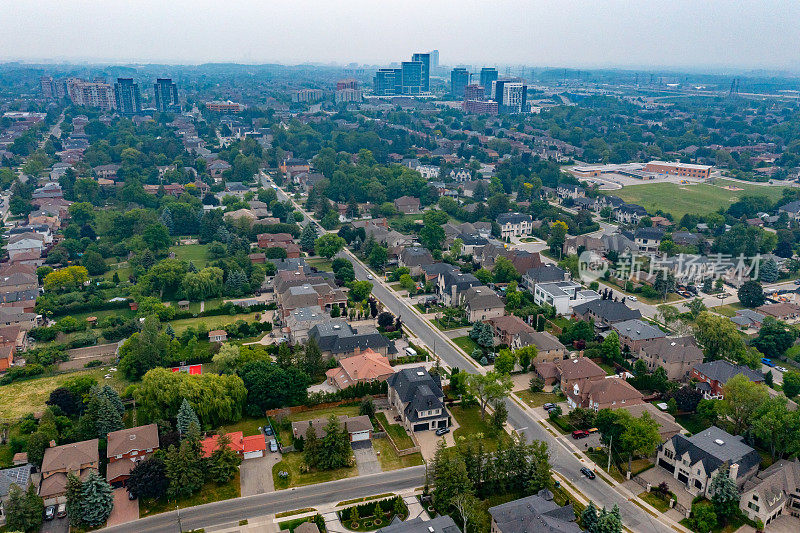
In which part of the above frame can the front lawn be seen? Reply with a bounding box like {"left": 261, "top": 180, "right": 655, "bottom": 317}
{"left": 338, "top": 497, "right": 408, "bottom": 532}
{"left": 279, "top": 515, "right": 327, "bottom": 533}
{"left": 272, "top": 451, "right": 357, "bottom": 489}
{"left": 639, "top": 491, "right": 673, "bottom": 513}
{"left": 452, "top": 336, "right": 479, "bottom": 354}
{"left": 286, "top": 405, "right": 360, "bottom": 423}
{"left": 373, "top": 438, "right": 424, "bottom": 471}
{"left": 711, "top": 303, "right": 744, "bottom": 317}
{"left": 450, "top": 405, "right": 511, "bottom": 451}
{"left": 514, "top": 390, "right": 558, "bottom": 408}
{"left": 675, "top": 413, "right": 711, "bottom": 435}
{"left": 375, "top": 412, "right": 415, "bottom": 449}
{"left": 139, "top": 471, "right": 240, "bottom": 517}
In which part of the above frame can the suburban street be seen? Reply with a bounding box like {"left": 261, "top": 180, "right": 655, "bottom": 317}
{"left": 104, "top": 466, "right": 426, "bottom": 533}
{"left": 262, "top": 174, "right": 678, "bottom": 533}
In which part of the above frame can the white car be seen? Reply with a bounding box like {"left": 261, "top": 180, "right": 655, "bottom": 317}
{"left": 777, "top": 366, "right": 788, "bottom": 373}
{"left": 367, "top": 274, "right": 373, "bottom": 280}
{"left": 628, "top": 295, "right": 638, "bottom": 301}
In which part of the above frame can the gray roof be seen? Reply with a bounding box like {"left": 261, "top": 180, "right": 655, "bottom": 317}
{"left": 692, "top": 360, "right": 764, "bottom": 385}
{"left": 612, "top": 319, "right": 666, "bottom": 341}
{"left": 377, "top": 516, "right": 460, "bottom": 533}
{"left": 641, "top": 337, "right": 703, "bottom": 364}
{"left": 617, "top": 203, "right": 647, "bottom": 215}
{"left": 309, "top": 322, "right": 390, "bottom": 356}
{"left": 400, "top": 246, "right": 434, "bottom": 267}
{"left": 440, "top": 269, "right": 480, "bottom": 292}
{"left": 488, "top": 490, "right": 581, "bottom": 533}
{"left": 388, "top": 367, "right": 443, "bottom": 406}
{"left": 497, "top": 212, "right": 532, "bottom": 225}
{"left": 572, "top": 299, "right": 642, "bottom": 323}
{"left": 661, "top": 426, "right": 761, "bottom": 477}
{"left": 635, "top": 227, "right": 665, "bottom": 240}
{"left": 779, "top": 200, "right": 800, "bottom": 213}
{"left": 463, "top": 286, "right": 504, "bottom": 311}
{"left": 602, "top": 233, "right": 638, "bottom": 253}
{"left": 271, "top": 258, "right": 311, "bottom": 273}
{"left": 524, "top": 265, "right": 567, "bottom": 284}
{"left": 519, "top": 331, "right": 566, "bottom": 353}
{"left": 0, "top": 464, "right": 33, "bottom": 498}
{"left": 421, "top": 262, "right": 458, "bottom": 277}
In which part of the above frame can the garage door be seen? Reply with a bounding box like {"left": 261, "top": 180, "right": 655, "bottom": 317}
{"left": 414, "top": 423, "right": 429, "bottom": 431}
{"left": 677, "top": 472, "right": 688, "bottom": 484}
{"left": 351, "top": 431, "right": 370, "bottom": 442}
{"left": 658, "top": 459, "right": 675, "bottom": 474}
{"left": 244, "top": 450, "right": 263, "bottom": 459}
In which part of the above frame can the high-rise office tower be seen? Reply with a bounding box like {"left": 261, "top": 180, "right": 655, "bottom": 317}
{"left": 450, "top": 68, "right": 470, "bottom": 98}
{"left": 114, "top": 78, "right": 142, "bottom": 116}
{"left": 492, "top": 81, "right": 527, "bottom": 114}
{"left": 480, "top": 68, "right": 499, "bottom": 99}
{"left": 430, "top": 50, "right": 440, "bottom": 69}
{"left": 153, "top": 78, "right": 180, "bottom": 113}
{"left": 411, "top": 52, "right": 431, "bottom": 92}
{"left": 374, "top": 68, "right": 402, "bottom": 96}
{"left": 401, "top": 61, "right": 423, "bottom": 95}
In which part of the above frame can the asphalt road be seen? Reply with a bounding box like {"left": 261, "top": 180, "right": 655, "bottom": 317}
{"left": 262, "top": 175, "right": 671, "bottom": 532}
{"left": 104, "top": 466, "right": 426, "bottom": 533}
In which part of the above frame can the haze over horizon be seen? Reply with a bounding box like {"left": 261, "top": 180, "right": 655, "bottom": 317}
{"left": 2, "top": 0, "right": 799, "bottom": 72}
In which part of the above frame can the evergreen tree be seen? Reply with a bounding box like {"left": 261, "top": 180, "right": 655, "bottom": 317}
{"left": 177, "top": 398, "right": 200, "bottom": 436}
{"left": 581, "top": 502, "right": 599, "bottom": 533}
{"left": 431, "top": 439, "right": 473, "bottom": 513}
{"left": 4, "top": 483, "right": 44, "bottom": 533}
{"left": 187, "top": 260, "right": 198, "bottom": 273}
{"left": 302, "top": 337, "right": 323, "bottom": 377}
{"left": 165, "top": 430, "right": 205, "bottom": 499}
{"left": 303, "top": 423, "right": 320, "bottom": 469}
{"left": 93, "top": 395, "right": 124, "bottom": 437}
{"left": 595, "top": 505, "right": 622, "bottom": 533}
{"left": 65, "top": 472, "right": 85, "bottom": 527}
{"left": 208, "top": 433, "right": 242, "bottom": 483}
{"left": 317, "top": 415, "right": 351, "bottom": 470}
{"left": 276, "top": 342, "right": 294, "bottom": 367}
{"left": 300, "top": 223, "right": 318, "bottom": 253}
{"left": 710, "top": 466, "right": 740, "bottom": 521}
{"left": 97, "top": 385, "right": 125, "bottom": 416}
{"left": 80, "top": 471, "right": 114, "bottom": 527}
{"left": 165, "top": 323, "right": 176, "bottom": 339}
{"left": 161, "top": 207, "right": 174, "bottom": 234}
{"left": 127, "top": 457, "right": 168, "bottom": 500}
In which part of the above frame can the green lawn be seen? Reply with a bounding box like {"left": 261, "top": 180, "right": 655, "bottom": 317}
{"left": 167, "top": 312, "right": 259, "bottom": 334}
{"left": 375, "top": 412, "right": 415, "bottom": 449}
{"left": 639, "top": 491, "right": 672, "bottom": 513}
{"left": 711, "top": 303, "right": 744, "bottom": 317}
{"left": 616, "top": 178, "right": 787, "bottom": 219}
{"left": 0, "top": 367, "right": 130, "bottom": 419}
{"left": 675, "top": 413, "right": 711, "bottom": 435}
{"left": 272, "top": 451, "right": 357, "bottom": 489}
{"left": 140, "top": 472, "right": 240, "bottom": 517}
{"left": 169, "top": 243, "right": 211, "bottom": 268}
{"left": 306, "top": 257, "right": 333, "bottom": 272}
{"left": 279, "top": 515, "right": 325, "bottom": 533}
{"left": 373, "top": 438, "right": 424, "bottom": 471}
{"left": 452, "top": 336, "right": 479, "bottom": 354}
{"left": 514, "top": 390, "right": 558, "bottom": 408}
{"left": 219, "top": 416, "right": 270, "bottom": 437}
{"left": 69, "top": 308, "right": 137, "bottom": 323}
{"left": 286, "top": 405, "right": 360, "bottom": 423}
{"left": 451, "top": 405, "right": 511, "bottom": 451}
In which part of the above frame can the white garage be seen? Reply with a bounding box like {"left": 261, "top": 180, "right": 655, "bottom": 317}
{"left": 244, "top": 449, "right": 264, "bottom": 459}
{"left": 350, "top": 430, "right": 371, "bottom": 442}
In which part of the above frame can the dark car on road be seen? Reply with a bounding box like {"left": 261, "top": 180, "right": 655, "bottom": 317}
{"left": 581, "top": 467, "right": 596, "bottom": 479}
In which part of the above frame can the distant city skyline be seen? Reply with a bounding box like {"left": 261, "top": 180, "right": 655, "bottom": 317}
{"left": 2, "top": 0, "right": 799, "bottom": 72}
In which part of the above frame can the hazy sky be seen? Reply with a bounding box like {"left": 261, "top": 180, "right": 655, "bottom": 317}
{"left": 2, "top": 0, "right": 798, "bottom": 71}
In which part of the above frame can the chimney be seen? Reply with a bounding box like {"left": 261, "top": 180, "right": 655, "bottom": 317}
{"left": 729, "top": 463, "right": 739, "bottom": 480}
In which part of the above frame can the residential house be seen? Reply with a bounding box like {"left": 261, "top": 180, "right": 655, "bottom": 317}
{"left": 740, "top": 458, "right": 800, "bottom": 526}
{"left": 106, "top": 424, "right": 159, "bottom": 485}
{"left": 566, "top": 375, "right": 644, "bottom": 410}
{"left": 638, "top": 337, "right": 704, "bottom": 381}
{"left": 462, "top": 286, "right": 505, "bottom": 322}
{"left": 757, "top": 303, "right": 800, "bottom": 323}
{"left": 488, "top": 490, "right": 581, "bottom": 533}
{"left": 5, "top": 234, "right": 45, "bottom": 261}
{"left": 595, "top": 195, "right": 624, "bottom": 212}
{"left": 209, "top": 330, "right": 227, "bottom": 342}
{"left": 280, "top": 158, "right": 310, "bottom": 175}
{"left": 572, "top": 197, "right": 595, "bottom": 210}
{"left": 394, "top": 196, "right": 421, "bottom": 214}
{"left": 672, "top": 231, "right": 702, "bottom": 247}
{"left": 398, "top": 247, "right": 434, "bottom": 276}
{"left": 614, "top": 203, "right": 648, "bottom": 224}
{"left": 485, "top": 315, "right": 534, "bottom": 348}
{"left": 200, "top": 431, "right": 267, "bottom": 460}
{"left": 0, "top": 464, "right": 33, "bottom": 519}
{"left": 778, "top": 200, "right": 800, "bottom": 222}
{"left": 437, "top": 269, "right": 481, "bottom": 306}
{"left": 40, "top": 439, "right": 99, "bottom": 501}
{"left": 208, "top": 159, "right": 232, "bottom": 178}
{"left": 634, "top": 227, "right": 664, "bottom": 253}
{"left": 387, "top": 367, "right": 450, "bottom": 432}
{"left": 325, "top": 348, "right": 395, "bottom": 390}
{"left": 309, "top": 321, "right": 391, "bottom": 360}
{"left": 449, "top": 168, "right": 471, "bottom": 182}
{"left": 496, "top": 212, "right": 533, "bottom": 239}
{"left": 618, "top": 403, "right": 682, "bottom": 441}
{"left": 285, "top": 306, "right": 328, "bottom": 343}
{"left": 563, "top": 234, "right": 604, "bottom": 256}
{"left": 656, "top": 426, "right": 761, "bottom": 498}
{"left": 691, "top": 360, "right": 764, "bottom": 399}
{"left": 292, "top": 415, "right": 374, "bottom": 443}
{"left": 612, "top": 319, "right": 666, "bottom": 351}
{"left": 603, "top": 232, "right": 638, "bottom": 255}
{"left": 533, "top": 281, "right": 600, "bottom": 316}
{"left": 376, "top": 515, "right": 460, "bottom": 533}
{"left": 556, "top": 184, "right": 585, "bottom": 200}
{"left": 572, "top": 299, "right": 642, "bottom": 328}
{"left": 516, "top": 330, "right": 567, "bottom": 364}
{"left": 521, "top": 265, "right": 568, "bottom": 292}
{"left": 730, "top": 309, "right": 765, "bottom": 331}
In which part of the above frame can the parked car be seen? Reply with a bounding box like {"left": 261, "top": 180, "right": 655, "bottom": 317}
{"left": 628, "top": 295, "right": 638, "bottom": 301}
{"left": 542, "top": 403, "right": 556, "bottom": 411}
{"left": 269, "top": 439, "right": 278, "bottom": 452}
{"left": 367, "top": 274, "right": 373, "bottom": 280}
{"left": 435, "top": 427, "right": 450, "bottom": 436}
{"left": 587, "top": 427, "right": 599, "bottom": 434}
{"left": 56, "top": 503, "right": 67, "bottom": 518}
{"left": 762, "top": 358, "right": 775, "bottom": 367}
{"left": 580, "top": 467, "right": 596, "bottom": 479}
{"left": 572, "top": 430, "right": 589, "bottom": 439}
{"left": 45, "top": 505, "right": 56, "bottom": 521}
{"left": 264, "top": 426, "right": 274, "bottom": 436}
{"left": 777, "top": 366, "right": 788, "bottom": 373}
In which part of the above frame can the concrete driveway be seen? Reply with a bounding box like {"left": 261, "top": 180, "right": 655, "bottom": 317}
{"left": 414, "top": 419, "right": 460, "bottom": 461}
{"left": 40, "top": 515, "right": 69, "bottom": 533}
{"left": 240, "top": 453, "right": 281, "bottom": 496}
{"left": 352, "top": 441, "right": 382, "bottom": 475}
{"left": 765, "top": 514, "right": 800, "bottom": 533}
{"left": 106, "top": 487, "right": 139, "bottom": 527}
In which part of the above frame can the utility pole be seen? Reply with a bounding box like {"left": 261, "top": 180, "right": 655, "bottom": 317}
{"left": 176, "top": 504, "right": 183, "bottom": 533}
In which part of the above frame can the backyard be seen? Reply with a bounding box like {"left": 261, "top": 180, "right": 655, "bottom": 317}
{"left": 166, "top": 312, "right": 260, "bottom": 335}
{"left": 615, "top": 179, "right": 786, "bottom": 219}
{"left": 375, "top": 412, "right": 415, "bottom": 449}
{"left": 169, "top": 243, "right": 212, "bottom": 269}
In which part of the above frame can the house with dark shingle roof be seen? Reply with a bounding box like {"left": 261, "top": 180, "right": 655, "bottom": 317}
{"left": 690, "top": 360, "right": 764, "bottom": 399}
{"left": 462, "top": 286, "right": 505, "bottom": 322}
{"left": 612, "top": 319, "right": 666, "bottom": 351}
{"left": 740, "top": 458, "right": 800, "bottom": 526}
{"left": 634, "top": 227, "right": 664, "bottom": 253}
{"left": 656, "top": 426, "right": 761, "bottom": 498}
{"left": 398, "top": 246, "right": 434, "bottom": 275}
{"left": 488, "top": 489, "right": 581, "bottom": 533}
{"left": 309, "top": 322, "right": 390, "bottom": 360}
{"left": 437, "top": 269, "right": 480, "bottom": 306}
{"left": 376, "top": 515, "right": 461, "bottom": 533}
{"left": 521, "top": 265, "right": 568, "bottom": 291}
{"left": 638, "top": 336, "right": 703, "bottom": 381}
{"left": 387, "top": 367, "right": 450, "bottom": 432}
{"left": 572, "top": 299, "right": 642, "bottom": 328}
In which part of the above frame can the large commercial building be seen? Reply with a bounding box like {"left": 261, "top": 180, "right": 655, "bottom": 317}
{"left": 492, "top": 80, "right": 527, "bottom": 114}
{"left": 464, "top": 84, "right": 485, "bottom": 101}
{"left": 411, "top": 52, "right": 431, "bottom": 92}
{"left": 40, "top": 77, "right": 66, "bottom": 99}
{"left": 373, "top": 52, "right": 431, "bottom": 96}
{"left": 66, "top": 78, "right": 116, "bottom": 110}
{"left": 114, "top": 78, "right": 142, "bottom": 116}
{"left": 643, "top": 161, "right": 712, "bottom": 179}
{"left": 374, "top": 68, "right": 402, "bottom": 96}
{"left": 153, "top": 78, "right": 180, "bottom": 113}
{"left": 336, "top": 79, "right": 359, "bottom": 91}
{"left": 450, "top": 68, "right": 470, "bottom": 97}
{"left": 480, "top": 67, "right": 499, "bottom": 98}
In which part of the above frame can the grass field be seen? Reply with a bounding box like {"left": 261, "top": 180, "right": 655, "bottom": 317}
{"left": 375, "top": 412, "right": 415, "bottom": 449}
{"left": 514, "top": 390, "right": 558, "bottom": 408}
{"left": 272, "top": 451, "right": 357, "bottom": 489}
{"left": 167, "top": 312, "right": 259, "bottom": 334}
{"left": 615, "top": 178, "right": 787, "bottom": 219}
{"left": 372, "top": 438, "right": 424, "bottom": 471}
{"left": 140, "top": 472, "right": 240, "bottom": 517}
{"left": 452, "top": 336, "right": 479, "bottom": 354}
{"left": 0, "top": 367, "right": 131, "bottom": 419}
{"left": 711, "top": 303, "right": 744, "bottom": 317}
{"left": 451, "top": 405, "right": 511, "bottom": 451}
{"left": 169, "top": 243, "right": 211, "bottom": 269}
